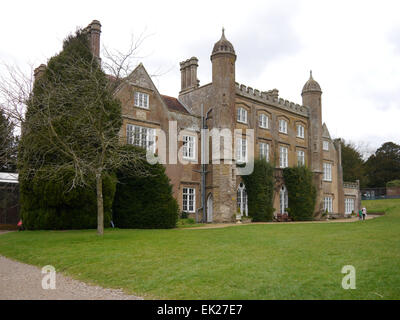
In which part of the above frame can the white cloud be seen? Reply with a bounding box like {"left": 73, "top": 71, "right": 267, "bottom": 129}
{"left": 0, "top": 0, "right": 399, "bottom": 151}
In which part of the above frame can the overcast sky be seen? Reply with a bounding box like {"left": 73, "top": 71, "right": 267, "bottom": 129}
{"left": 1, "top": 0, "right": 399, "bottom": 155}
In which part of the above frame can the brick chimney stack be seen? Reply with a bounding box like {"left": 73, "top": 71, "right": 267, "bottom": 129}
{"left": 179, "top": 57, "right": 199, "bottom": 92}
{"left": 33, "top": 64, "right": 46, "bottom": 81}
{"left": 83, "top": 20, "right": 101, "bottom": 62}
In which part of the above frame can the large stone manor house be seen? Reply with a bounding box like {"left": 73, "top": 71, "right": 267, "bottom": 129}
{"left": 36, "top": 20, "right": 361, "bottom": 222}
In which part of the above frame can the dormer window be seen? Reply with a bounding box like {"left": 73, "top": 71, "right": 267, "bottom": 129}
{"left": 297, "top": 124, "right": 305, "bottom": 138}
{"left": 279, "top": 119, "right": 288, "bottom": 134}
{"left": 259, "top": 114, "right": 269, "bottom": 129}
{"left": 237, "top": 107, "right": 247, "bottom": 124}
{"left": 134, "top": 92, "right": 149, "bottom": 109}
{"left": 323, "top": 141, "right": 329, "bottom": 151}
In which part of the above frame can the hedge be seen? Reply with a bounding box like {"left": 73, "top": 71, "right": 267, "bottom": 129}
{"left": 241, "top": 159, "right": 275, "bottom": 221}
{"left": 112, "top": 146, "right": 179, "bottom": 229}
{"left": 20, "top": 169, "right": 116, "bottom": 230}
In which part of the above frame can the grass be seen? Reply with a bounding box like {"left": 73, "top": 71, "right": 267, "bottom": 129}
{"left": 176, "top": 218, "right": 206, "bottom": 229}
{"left": 0, "top": 199, "right": 399, "bottom": 299}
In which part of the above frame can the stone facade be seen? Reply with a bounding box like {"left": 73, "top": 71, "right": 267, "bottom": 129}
{"left": 37, "top": 20, "right": 361, "bottom": 222}
{"left": 114, "top": 26, "right": 361, "bottom": 222}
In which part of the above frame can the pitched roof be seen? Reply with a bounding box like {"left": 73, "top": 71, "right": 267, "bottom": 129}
{"left": 161, "top": 95, "right": 190, "bottom": 114}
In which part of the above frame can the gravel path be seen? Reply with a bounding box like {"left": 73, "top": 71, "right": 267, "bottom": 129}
{"left": 0, "top": 255, "right": 143, "bottom": 300}
{"left": 186, "top": 215, "right": 380, "bottom": 230}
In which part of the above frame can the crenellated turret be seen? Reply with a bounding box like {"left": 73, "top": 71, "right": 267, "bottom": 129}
{"left": 302, "top": 70, "right": 323, "bottom": 173}
{"left": 209, "top": 28, "right": 237, "bottom": 222}
{"left": 302, "top": 71, "right": 323, "bottom": 215}
{"left": 210, "top": 28, "right": 236, "bottom": 129}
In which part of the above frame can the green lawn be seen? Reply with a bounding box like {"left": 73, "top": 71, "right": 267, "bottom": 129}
{"left": 0, "top": 199, "right": 399, "bottom": 299}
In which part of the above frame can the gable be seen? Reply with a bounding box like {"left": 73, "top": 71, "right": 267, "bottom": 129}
{"left": 322, "top": 123, "right": 332, "bottom": 139}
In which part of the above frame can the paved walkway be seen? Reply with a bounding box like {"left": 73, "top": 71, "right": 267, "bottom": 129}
{"left": 0, "top": 255, "right": 142, "bottom": 300}
{"left": 186, "top": 215, "right": 379, "bottom": 230}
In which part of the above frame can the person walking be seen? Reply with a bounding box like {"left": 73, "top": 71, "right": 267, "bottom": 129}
{"left": 362, "top": 207, "right": 367, "bottom": 221}
{"left": 358, "top": 209, "right": 363, "bottom": 220}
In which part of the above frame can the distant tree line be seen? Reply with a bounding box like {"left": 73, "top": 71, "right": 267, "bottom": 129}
{"left": 337, "top": 139, "right": 400, "bottom": 188}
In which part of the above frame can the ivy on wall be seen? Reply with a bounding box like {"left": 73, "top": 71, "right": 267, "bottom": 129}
{"left": 283, "top": 166, "right": 316, "bottom": 221}
{"left": 242, "top": 159, "right": 275, "bottom": 221}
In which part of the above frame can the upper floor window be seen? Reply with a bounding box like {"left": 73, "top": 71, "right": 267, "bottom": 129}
{"left": 323, "top": 140, "right": 329, "bottom": 151}
{"left": 126, "top": 124, "right": 155, "bottom": 152}
{"left": 134, "top": 92, "right": 149, "bottom": 109}
{"left": 259, "top": 114, "right": 269, "bottom": 129}
{"left": 237, "top": 107, "right": 247, "bottom": 123}
{"left": 279, "top": 119, "right": 288, "bottom": 134}
{"left": 297, "top": 124, "right": 305, "bottom": 138}
{"left": 323, "top": 197, "right": 333, "bottom": 213}
{"left": 183, "top": 187, "right": 195, "bottom": 213}
{"left": 236, "top": 137, "right": 247, "bottom": 163}
{"left": 182, "top": 135, "right": 196, "bottom": 160}
{"left": 279, "top": 146, "right": 289, "bottom": 168}
{"left": 259, "top": 142, "right": 269, "bottom": 161}
{"left": 297, "top": 150, "right": 305, "bottom": 166}
{"left": 323, "top": 162, "right": 332, "bottom": 181}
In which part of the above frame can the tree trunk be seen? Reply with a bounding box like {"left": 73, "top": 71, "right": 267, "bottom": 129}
{"left": 96, "top": 172, "right": 104, "bottom": 236}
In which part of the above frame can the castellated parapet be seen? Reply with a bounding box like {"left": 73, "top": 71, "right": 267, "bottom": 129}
{"left": 235, "top": 82, "right": 310, "bottom": 117}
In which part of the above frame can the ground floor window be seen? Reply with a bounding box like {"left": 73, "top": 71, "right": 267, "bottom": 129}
{"left": 279, "top": 185, "right": 288, "bottom": 214}
{"left": 183, "top": 187, "right": 195, "bottom": 213}
{"left": 237, "top": 183, "right": 248, "bottom": 216}
{"left": 323, "top": 196, "right": 333, "bottom": 213}
{"left": 345, "top": 198, "right": 355, "bottom": 214}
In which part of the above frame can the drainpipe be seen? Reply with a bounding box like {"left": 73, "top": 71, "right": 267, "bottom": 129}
{"left": 194, "top": 104, "right": 212, "bottom": 223}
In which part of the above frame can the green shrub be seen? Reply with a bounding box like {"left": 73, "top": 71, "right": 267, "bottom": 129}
{"left": 112, "top": 146, "right": 179, "bottom": 229}
{"left": 283, "top": 166, "right": 316, "bottom": 221}
{"left": 242, "top": 159, "right": 275, "bottom": 222}
{"left": 20, "top": 169, "right": 116, "bottom": 230}
{"left": 387, "top": 180, "right": 400, "bottom": 187}
{"left": 181, "top": 211, "right": 188, "bottom": 219}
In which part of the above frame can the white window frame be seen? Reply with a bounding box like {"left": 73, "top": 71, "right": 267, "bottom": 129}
{"left": 126, "top": 124, "right": 155, "bottom": 153}
{"left": 259, "top": 114, "right": 269, "bottom": 129}
{"left": 259, "top": 142, "right": 270, "bottom": 162}
{"left": 297, "top": 124, "right": 305, "bottom": 138}
{"left": 237, "top": 183, "right": 248, "bottom": 217}
{"left": 182, "top": 135, "right": 196, "bottom": 160}
{"left": 345, "top": 198, "right": 355, "bottom": 214}
{"left": 323, "top": 197, "right": 333, "bottom": 213}
{"left": 297, "top": 150, "right": 305, "bottom": 166}
{"left": 279, "top": 185, "right": 289, "bottom": 214}
{"left": 183, "top": 187, "right": 195, "bottom": 213}
{"left": 237, "top": 107, "right": 248, "bottom": 124}
{"left": 323, "top": 162, "right": 332, "bottom": 181}
{"left": 279, "top": 119, "right": 288, "bottom": 134}
{"left": 134, "top": 91, "right": 149, "bottom": 109}
{"left": 236, "top": 137, "right": 247, "bottom": 163}
{"left": 323, "top": 140, "right": 329, "bottom": 151}
{"left": 279, "top": 146, "right": 289, "bottom": 168}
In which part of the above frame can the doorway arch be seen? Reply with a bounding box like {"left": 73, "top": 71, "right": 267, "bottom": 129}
{"left": 279, "top": 185, "right": 288, "bottom": 214}
{"left": 237, "top": 183, "right": 248, "bottom": 217}
{"left": 207, "top": 193, "right": 213, "bottom": 223}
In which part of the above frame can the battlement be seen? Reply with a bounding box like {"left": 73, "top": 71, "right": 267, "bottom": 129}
{"left": 235, "top": 82, "right": 309, "bottom": 117}
{"left": 344, "top": 182, "right": 359, "bottom": 189}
